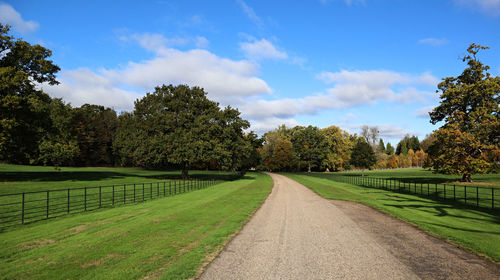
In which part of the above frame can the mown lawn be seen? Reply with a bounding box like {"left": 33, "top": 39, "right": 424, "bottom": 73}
{"left": 340, "top": 168, "right": 500, "bottom": 186}
{"left": 0, "top": 172, "right": 273, "bottom": 280}
{"left": 0, "top": 164, "right": 239, "bottom": 195}
{"left": 284, "top": 172, "right": 500, "bottom": 262}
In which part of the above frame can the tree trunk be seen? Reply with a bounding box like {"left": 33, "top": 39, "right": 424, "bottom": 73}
{"left": 461, "top": 173, "right": 472, "bottom": 182}
{"left": 308, "top": 162, "right": 311, "bottom": 173}
{"left": 181, "top": 162, "right": 189, "bottom": 179}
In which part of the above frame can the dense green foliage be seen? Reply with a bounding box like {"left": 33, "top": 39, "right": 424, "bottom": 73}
{"left": 0, "top": 172, "right": 273, "bottom": 279}
{"left": 349, "top": 140, "right": 376, "bottom": 170}
{"left": 284, "top": 172, "right": 500, "bottom": 261}
{"left": 0, "top": 24, "right": 60, "bottom": 164}
{"left": 113, "top": 84, "right": 253, "bottom": 177}
{"left": 429, "top": 44, "right": 500, "bottom": 182}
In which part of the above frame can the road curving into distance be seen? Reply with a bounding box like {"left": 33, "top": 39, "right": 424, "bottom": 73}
{"left": 200, "top": 173, "right": 500, "bottom": 280}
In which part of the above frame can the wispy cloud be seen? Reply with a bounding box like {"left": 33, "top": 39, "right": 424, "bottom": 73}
{"left": 236, "top": 0, "right": 264, "bottom": 28}
{"left": 453, "top": 0, "right": 500, "bottom": 16}
{"left": 319, "top": 0, "right": 366, "bottom": 6}
{"left": 0, "top": 3, "right": 38, "bottom": 33}
{"left": 414, "top": 105, "right": 435, "bottom": 118}
{"left": 240, "top": 38, "right": 288, "bottom": 61}
{"left": 418, "top": 38, "right": 449, "bottom": 46}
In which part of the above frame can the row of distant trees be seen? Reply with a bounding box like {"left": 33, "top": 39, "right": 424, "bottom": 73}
{"left": 1, "top": 23, "right": 498, "bottom": 181}
{"left": 258, "top": 124, "right": 430, "bottom": 172}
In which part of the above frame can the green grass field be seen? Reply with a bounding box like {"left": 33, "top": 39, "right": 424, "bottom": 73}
{"left": 0, "top": 172, "right": 273, "bottom": 280}
{"left": 0, "top": 163, "right": 240, "bottom": 195}
{"left": 341, "top": 168, "right": 500, "bottom": 186}
{"left": 284, "top": 171, "right": 500, "bottom": 262}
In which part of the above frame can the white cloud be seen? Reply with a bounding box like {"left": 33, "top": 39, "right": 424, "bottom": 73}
{"left": 240, "top": 38, "right": 288, "bottom": 60}
{"left": 0, "top": 3, "right": 38, "bottom": 33}
{"left": 120, "top": 33, "right": 210, "bottom": 53}
{"left": 454, "top": 0, "right": 500, "bottom": 16}
{"left": 41, "top": 68, "right": 140, "bottom": 111}
{"left": 236, "top": 0, "right": 264, "bottom": 28}
{"left": 418, "top": 38, "right": 449, "bottom": 46}
{"left": 240, "top": 69, "right": 437, "bottom": 131}
{"left": 249, "top": 117, "right": 300, "bottom": 135}
{"left": 378, "top": 124, "right": 419, "bottom": 139}
{"left": 414, "top": 105, "right": 435, "bottom": 118}
{"left": 43, "top": 35, "right": 271, "bottom": 111}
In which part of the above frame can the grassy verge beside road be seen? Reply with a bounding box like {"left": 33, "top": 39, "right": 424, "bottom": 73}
{"left": 0, "top": 172, "right": 273, "bottom": 280}
{"left": 284, "top": 172, "right": 500, "bottom": 262}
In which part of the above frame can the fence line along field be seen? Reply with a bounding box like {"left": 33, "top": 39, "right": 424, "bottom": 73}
{"left": 0, "top": 164, "right": 240, "bottom": 230}
{"left": 0, "top": 179, "right": 217, "bottom": 229}
{"left": 0, "top": 173, "right": 273, "bottom": 280}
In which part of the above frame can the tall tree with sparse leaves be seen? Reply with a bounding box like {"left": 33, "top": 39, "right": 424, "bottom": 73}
{"left": 429, "top": 43, "right": 500, "bottom": 182}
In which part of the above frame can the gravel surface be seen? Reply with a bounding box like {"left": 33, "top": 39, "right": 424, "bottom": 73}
{"left": 199, "top": 173, "right": 500, "bottom": 280}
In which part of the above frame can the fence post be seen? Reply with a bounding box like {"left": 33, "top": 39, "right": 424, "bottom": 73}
{"left": 22, "top": 192, "right": 25, "bottom": 224}
{"left": 435, "top": 184, "right": 437, "bottom": 196}
{"left": 67, "top": 188, "right": 70, "bottom": 213}
{"left": 464, "top": 185, "right": 467, "bottom": 205}
{"left": 142, "top": 183, "right": 145, "bottom": 201}
{"left": 163, "top": 182, "right": 166, "bottom": 196}
{"left": 476, "top": 187, "right": 479, "bottom": 207}
{"left": 46, "top": 190, "right": 49, "bottom": 219}
{"left": 84, "top": 187, "right": 87, "bottom": 211}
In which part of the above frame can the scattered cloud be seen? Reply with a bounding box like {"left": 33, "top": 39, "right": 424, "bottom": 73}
{"left": 378, "top": 124, "right": 419, "bottom": 138}
{"left": 418, "top": 38, "right": 449, "bottom": 46}
{"left": 239, "top": 69, "right": 437, "bottom": 133}
{"left": 43, "top": 33, "right": 271, "bottom": 111}
{"left": 41, "top": 68, "right": 140, "bottom": 111}
{"left": 240, "top": 38, "right": 288, "bottom": 60}
{"left": 319, "top": 0, "right": 366, "bottom": 6}
{"left": 236, "top": 0, "right": 264, "bottom": 28}
{"left": 119, "top": 32, "right": 210, "bottom": 52}
{"left": 454, "top": 0, "right": 500, "bottom": 16}
{"left": 414, "top": 105, "right": 435, "bottom": 118}
{"left": 0, "top": 3, "right": 39, "bottom": 33}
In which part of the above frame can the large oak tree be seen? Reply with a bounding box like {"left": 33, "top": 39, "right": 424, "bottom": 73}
{"left": 429, "top": 44, "right": 500, "bottom": 182}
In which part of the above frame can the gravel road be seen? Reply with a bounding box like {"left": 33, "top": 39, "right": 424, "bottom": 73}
{"left": 199, "top": 173, "right": 500, "bottom": 280}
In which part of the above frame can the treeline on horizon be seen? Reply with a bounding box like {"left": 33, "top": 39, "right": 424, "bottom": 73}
{"left": 1, "top": 23, "right": 499, "bottom": 181}
{"left": 258, "top": 124, "right": 430, "bottom": 172}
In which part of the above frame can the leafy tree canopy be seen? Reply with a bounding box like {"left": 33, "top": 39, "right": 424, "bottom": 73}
{"left": 429, "top": 43, "right": 500, "bottom": 182}
{"left": 0, "top": 23, "right": 60, "bottom": 163}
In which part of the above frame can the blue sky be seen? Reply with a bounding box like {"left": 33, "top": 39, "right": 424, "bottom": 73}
{"left": 1, "top": 0, "right": 499, "bottom": 144}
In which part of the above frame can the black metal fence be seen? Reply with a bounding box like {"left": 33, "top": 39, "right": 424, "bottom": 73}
{"left": 0, "top": 179, "right": 217, "bottom": 230}
{"left": 333, "top": 175, "right": 499, "bottom": 210}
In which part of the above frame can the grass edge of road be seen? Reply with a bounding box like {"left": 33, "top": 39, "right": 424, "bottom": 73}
{"left": 282, "top": 173, "right": 500, "bottom": 264}
{"left": 0, "top": 172, "right": 274, "bottom": 280}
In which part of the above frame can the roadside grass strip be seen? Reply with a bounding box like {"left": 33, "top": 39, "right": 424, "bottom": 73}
{"left": 0, "top": 172, "right": 273, "bottom": 280}
{"left": 284, "top": 173, "right": 500, "bottom": 262}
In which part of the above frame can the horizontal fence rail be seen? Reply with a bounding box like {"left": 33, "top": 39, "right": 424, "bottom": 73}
{"left": 334, "top": 175, "right": 499, "bottom": 211}
{"left": 0, "top": 179, "right": 217, "bottom": 230}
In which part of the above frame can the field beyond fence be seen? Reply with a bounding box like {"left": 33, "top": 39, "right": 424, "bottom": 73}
{"left": 0, "top": 179, "right": 217, "bottom": 230}
{"left": 330, "top": 175, "right": 499, "bottom": 211}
